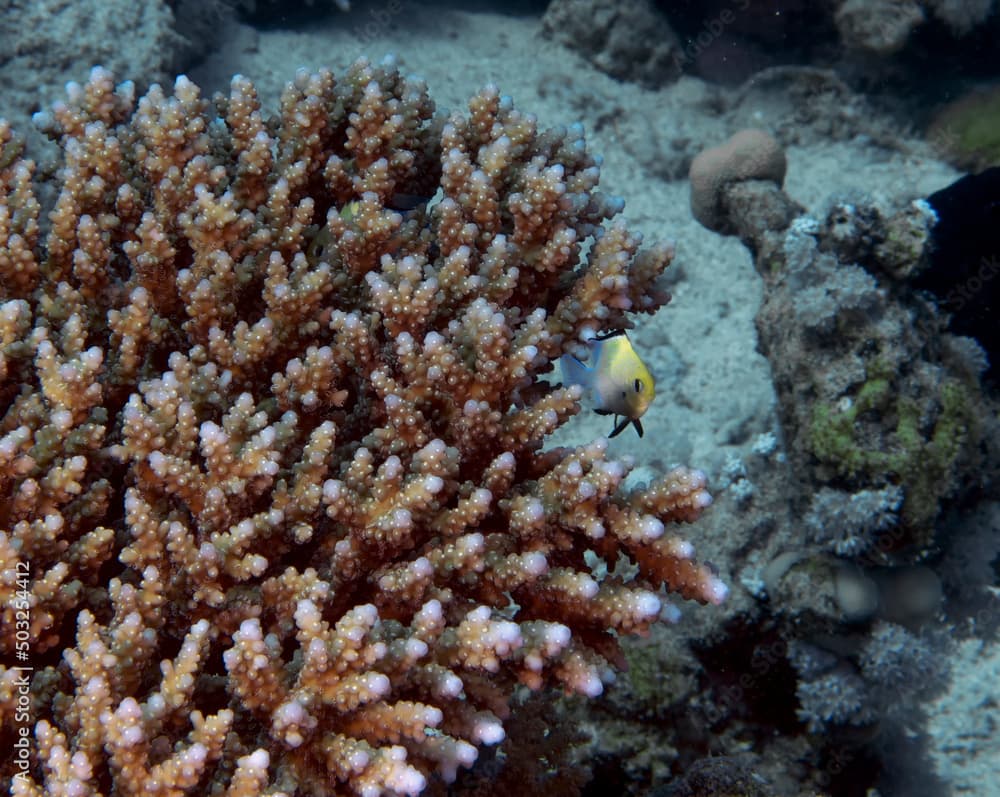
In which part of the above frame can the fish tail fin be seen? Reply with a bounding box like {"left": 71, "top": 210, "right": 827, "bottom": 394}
{"left": 560, "top": 354, "right": 592, "bottom": 390}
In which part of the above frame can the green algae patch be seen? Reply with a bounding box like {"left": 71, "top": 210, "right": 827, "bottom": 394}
{"left": 807, "top": 374, "right": 975, "bottom": 543}
{"left": 928, "top": 85, "right": 1000, "bottom": 172}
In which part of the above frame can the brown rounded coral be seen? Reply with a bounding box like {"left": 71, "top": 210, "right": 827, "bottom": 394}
{"left": 689, "top": 128, "right": 787, "bottom": 234}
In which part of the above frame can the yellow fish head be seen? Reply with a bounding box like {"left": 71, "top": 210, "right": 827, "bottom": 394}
{"left": 623, "top": 359, "right": 655, "bottom": 420}
{"left": 602, "top": 335, "right": 654, "bottom": 437}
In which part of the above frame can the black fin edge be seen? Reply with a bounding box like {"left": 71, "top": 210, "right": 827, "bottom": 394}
{"left": 608, "top": 416, "right": 643, "bottom": 438}
{"left": 608, "top": 416, "right": 630, "bottom": 438}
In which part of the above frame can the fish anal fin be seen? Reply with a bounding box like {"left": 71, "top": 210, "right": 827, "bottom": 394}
{"left": 608, "top": 416, "right": 630, "bottom": 438}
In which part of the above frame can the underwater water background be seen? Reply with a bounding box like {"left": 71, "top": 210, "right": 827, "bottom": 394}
{"left": 1, "top": 1, "right": 998, "bottom": 796}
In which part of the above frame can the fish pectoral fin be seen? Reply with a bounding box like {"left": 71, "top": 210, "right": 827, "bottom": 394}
{"left": 560, "top": 353, "right": 592, "bottom": 389}
{"left": 593, "top": 408, "right": 613, "bottom": 416}
{"left": 608, "top": 416, "right": 631, "bottom": 438}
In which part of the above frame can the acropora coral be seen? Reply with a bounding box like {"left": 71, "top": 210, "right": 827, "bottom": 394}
{"left": 0, "top": 59, "right": 725, "bottom": 796}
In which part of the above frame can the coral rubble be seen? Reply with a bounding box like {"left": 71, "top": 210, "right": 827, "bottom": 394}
{"left": 0, "top": 60, "right": 725, "bottom": 795}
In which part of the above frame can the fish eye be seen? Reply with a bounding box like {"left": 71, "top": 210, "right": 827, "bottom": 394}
{"left": 634, "top": 378, "right": 643, "bottom": 393}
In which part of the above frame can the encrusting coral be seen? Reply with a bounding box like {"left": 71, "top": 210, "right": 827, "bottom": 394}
{"left": 0, "top": 59, "right": 725, "bottom": 796}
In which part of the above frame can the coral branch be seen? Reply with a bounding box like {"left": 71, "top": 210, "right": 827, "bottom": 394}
{"left": 1, "top": 60, "right": 721, "bottom": 795}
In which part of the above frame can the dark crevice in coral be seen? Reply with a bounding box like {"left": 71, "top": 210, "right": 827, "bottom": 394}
{"left": 690, "top": 616, "right": 801, "bottom": 735}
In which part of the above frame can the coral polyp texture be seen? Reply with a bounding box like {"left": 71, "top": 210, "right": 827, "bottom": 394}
{"left": 0, "top": 60, "right": 724, "bottom": 796}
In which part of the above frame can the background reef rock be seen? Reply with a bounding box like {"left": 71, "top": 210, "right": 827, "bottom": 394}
{"left": 0, "top": 0, "right": 229, "bottom": 154}
{"left": 541, "top": 0, "right": 682, "bottom": 87}
{"left": 0, "top": 0, "right": 179, "bottom": 127}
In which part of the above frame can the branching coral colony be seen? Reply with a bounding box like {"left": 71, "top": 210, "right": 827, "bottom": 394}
{"left": 0, "top": 60, "right": 725, "bottom": 796}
